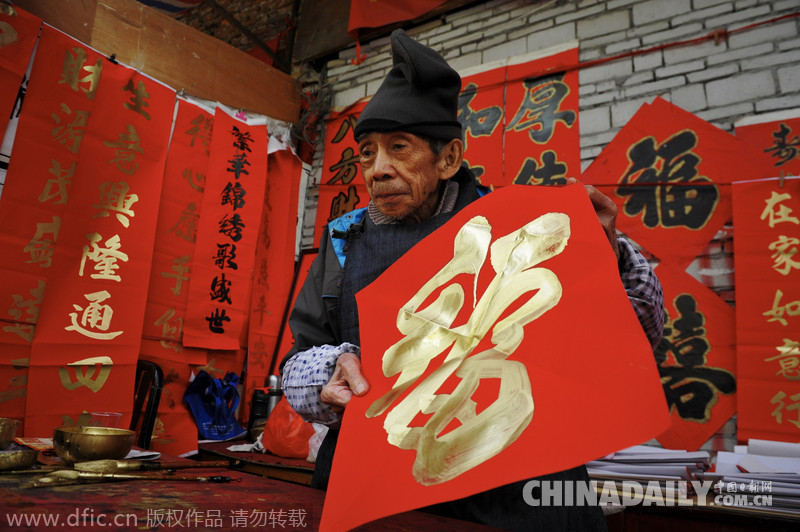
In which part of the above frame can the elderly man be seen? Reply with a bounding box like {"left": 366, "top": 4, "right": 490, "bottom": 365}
{"left": 281, "top": 29, "right": 664, "bottom": 531}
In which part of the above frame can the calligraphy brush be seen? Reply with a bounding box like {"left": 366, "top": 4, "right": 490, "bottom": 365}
{"left": 23, "top": 469, "right": 240, "bottom": 488}
{"left": 74, "top": 459, "right": 234, "bottom": 473}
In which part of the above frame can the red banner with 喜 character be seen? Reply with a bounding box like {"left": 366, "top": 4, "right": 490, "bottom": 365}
{"left": 183, "top": 110, "right": 268, "bottom": 350}
{"left": 0, "top": 6, "right": 40, "bottom": 140}
{"left": 315, "top": 102, "right": 369, "bottom": 248}
{"left": 24, "top": 54, "right": 175, "bottom": 435}
{"left": 735, "top": 109, "right": 800, "bottom": 178}
{"left": 733, "top": 177, "right": 800, "bottom": 442}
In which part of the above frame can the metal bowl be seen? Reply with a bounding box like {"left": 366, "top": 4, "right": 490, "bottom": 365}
{"left": 0, "top": 444, "right": 38, "bottom": 470}
{"left": 53, "top": 426, "right": 135, "bottom": 465}
{"left": 0, "top": 417, "right": 20, "bottom": 450}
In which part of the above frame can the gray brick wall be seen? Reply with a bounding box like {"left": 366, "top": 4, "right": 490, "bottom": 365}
{"left": 302, "top": 0, "right": 800, "bottom": 313}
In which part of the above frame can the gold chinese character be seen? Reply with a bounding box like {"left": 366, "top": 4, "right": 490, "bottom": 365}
{"left": 58, "top": 356, "right": 113, "bottom": 392}
{"left": 771, "top": 390, "right": 800, "bottom": 428}
{"left": 92, "top": 181, "right": 138, "bottom": 228}
{"left": 155, "top": 308, "right": 182, "bottom": 353}
{"left": 103, "top": 124, "right": 143, "bottom": 175}
{"left": 2, "top": 281, "right": 45, "bottom": 342}
{"left": 65, "top": 290, "right": 123, "bottom": 340}
{"left": 122, "top": 79, "right": 151, "bottom": 120}
{"left": 366, "top": 213, "right": 570, "bottom": 485}
{"left": 765, "top": 338, "right": 800, "bottom": 380}
{"left": 79, "top": 233, "right": 128, "bottom": 281}
{"left": 161, "top": 255, "right": 191, "bottom": 296}
{"left": 23, "top": 217, "right": 61, "bottom": 268}
{"left": 764, "top": 289, "right": 800, "bottom": 327}
{"left": 39, "top": 159, "right": 74, "bottom": 204}
{"left": 59, "top": 47, "right": 102, "bottom": 100}
{"left": 761, "top": 191, "right": 799, "bottom": 228}
{"left": 51, "top": 103, "right": 89, "bottom": 153}
{"left": 768, "top": 235, "right": 800, "bottom": 276}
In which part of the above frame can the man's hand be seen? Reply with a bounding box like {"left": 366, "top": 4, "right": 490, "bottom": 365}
{"left": 320, "top": 352, "right": 370, "bottom": 413}
{"left": 568, "top": 177, "right": 621, "bottom": 262}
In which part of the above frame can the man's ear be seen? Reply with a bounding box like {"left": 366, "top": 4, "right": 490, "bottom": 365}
{"left": 438, "top": 138, "right": 464, "bottom": 180}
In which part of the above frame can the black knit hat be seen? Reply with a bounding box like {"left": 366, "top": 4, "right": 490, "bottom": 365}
{"left": 353, "top": 29, "right": 462, "bottom": 142}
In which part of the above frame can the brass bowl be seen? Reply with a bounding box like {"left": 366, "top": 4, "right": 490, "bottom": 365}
{"left": 53, "top": 426, "right": 135, "bottom": 465}
{"left": 0, "top": 444, "right": 38, "bottom": 470}
{"left": 0, "top": 417, "right": 20, "bottom": 450}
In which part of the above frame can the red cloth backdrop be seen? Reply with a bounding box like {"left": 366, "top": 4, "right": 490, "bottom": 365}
{"left": 321, "top": 185, "right": 669, "bottom": 531}
{"left": 183, "top": 110, "right": 268, "bottom": 350}
{"left": 735, "top": 111, "right": 800, "bottom": 178}
{"left": 348, "top": 0, "right": 447, "bottom": 36}
{"left": 24, "top": 41, "right": 175, "bottom": 435}
{"left": 733, "top": 177, "right": 800, "bottom": 442}
{"left": 0, "top": 6, "right": 39, "bottom": 140}
{"left": 245, "top": 149, "right": 303, "bottom": 409}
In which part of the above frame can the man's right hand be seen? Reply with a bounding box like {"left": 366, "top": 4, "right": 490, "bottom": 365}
{"left": 320, "top": 352, "right": 370, "bottom": 413}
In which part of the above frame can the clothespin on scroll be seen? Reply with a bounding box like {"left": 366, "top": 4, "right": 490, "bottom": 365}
{"left": 106, "top": 53, "right": 118, "bottom": 64}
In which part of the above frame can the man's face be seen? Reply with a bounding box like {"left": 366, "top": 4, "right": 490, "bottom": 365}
{"left": 358, "top": 131, "right": 450, "bottom": 224}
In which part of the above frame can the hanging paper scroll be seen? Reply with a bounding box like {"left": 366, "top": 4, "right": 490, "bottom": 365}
{"left": 320, "top": 184, "right": 669, "bottom": 531}
{"left": 582, "top": 97, "right": 773, "bottom": 268}
{"left": 25, "top": 56, "right": 175, "bottom": 435}
{"left": 652, "top": 263, "right": 736, "bottom": 450}
{"left": 141, "top": 97, "right": 212, "bottom": 365}
{"left": 735, "top": 109, "right": 800, "bottom": 178}
{"left": 504, "top": 46, "right": 580, "bottom": 188}
{"left": 733, "top": 177, "right": 800, "bottom": 442}
{"left": 457, "top": 65, "right": 505, "bottom": 188}
{"left": 245, "top": 148, "right": 302, "bottom": 403}
{"left": 183, "top": 110, "right": 268, "bottom": 349}
{"left": 0, "top": 6, "right": 40, "bottom": 142}
{"left": 315, "top": 102, "right": 369, "bottom": 247}
{"left": 348, "top": 0, "right": 447, "bottom": 36}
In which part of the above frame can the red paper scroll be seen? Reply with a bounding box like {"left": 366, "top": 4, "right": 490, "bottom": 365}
{"left": 25, "top": 56, "right": 174, "bottom": 435}
{"left": 320, "top": 184, "right": 669, "bottom": 531}
{"left": 505, "top": 47, "right": 580, "bottom": 188}
{"left": 582, "top": 97, "right": 773, "bottom": 268}
{"left": 652, "top": 263, "right": 736, "bottom": 450}
{"left": 183, "top": 110, "right": 268, "bottom": 349}
{"left": 315, "top": 103, "right": 369, "bottom": 247}
{"left": 458, "top": 66, "right": 505, "bottom": 188}
{"left": 245, "top": 149, "right": 302, "bottom": 402}
{"left": 0, "top": 6, "right": 39, "bottom": 139}
{"left": 735, "top": 110, "right": 800, "bottom": 178}
{"left": 0, "top": 26, "right": 107, "bottom": 425}
{"left": 142, "top": 98, "right": 211, "bottom": 365}
{"left": 733, "top": 177, "right": 800, "bottom": 442}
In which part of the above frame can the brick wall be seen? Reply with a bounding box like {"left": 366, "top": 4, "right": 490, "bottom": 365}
{"left": 302, "top": 0, "right": 799, "bottom": 307}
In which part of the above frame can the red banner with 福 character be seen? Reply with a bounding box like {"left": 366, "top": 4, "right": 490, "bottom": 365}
{"left": 733, "top": 177, "right": 800, "bottom": 442}
{"left": 24, "top": 55, "right": 175, "bottom": 435}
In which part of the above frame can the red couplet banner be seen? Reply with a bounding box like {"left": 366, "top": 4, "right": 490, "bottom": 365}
{"left": 735, "top": 112, "right": 800, "bottom": 178}
{"left": 320, "top": 184, "right": 669, "bottom": 531}
{"left": 183, "top": 110, "right": 268, "bottom": 350}
{"left": 733, "top": 177, "right": 800, "bottom": 442}
{"left": 25, "top": 54, "right": 175, "bottom": 435}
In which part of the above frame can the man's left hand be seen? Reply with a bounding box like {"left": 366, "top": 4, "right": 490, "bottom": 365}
{"left": 568, "top": 177, "right": 621, "bottom": 262}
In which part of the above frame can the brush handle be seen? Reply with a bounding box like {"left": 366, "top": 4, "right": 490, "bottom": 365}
{"left": 135, "top": 460, "right": 232, "bottom": 471}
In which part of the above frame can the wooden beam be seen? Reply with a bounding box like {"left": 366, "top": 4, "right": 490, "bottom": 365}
{"left": 12, "top": 0, "right": 300, "bottom": 123}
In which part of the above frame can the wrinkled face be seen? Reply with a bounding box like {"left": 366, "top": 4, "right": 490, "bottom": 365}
{"left": 358, "top": 132, "right": 450, "bottom": 224}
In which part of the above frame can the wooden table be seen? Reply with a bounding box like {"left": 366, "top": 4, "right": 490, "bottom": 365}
{"left": 0, "top": 458, "right": 498, "bottom": 531}
{"left": 196, "top": 441, "right": 314, "bottom": 486}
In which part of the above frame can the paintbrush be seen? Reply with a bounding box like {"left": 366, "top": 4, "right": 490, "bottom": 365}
{"left": 23, "top": 469, "right": 240, "bottom": 488}
{"left": 74, "top": 459, "right": 233, "bottom": 473}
